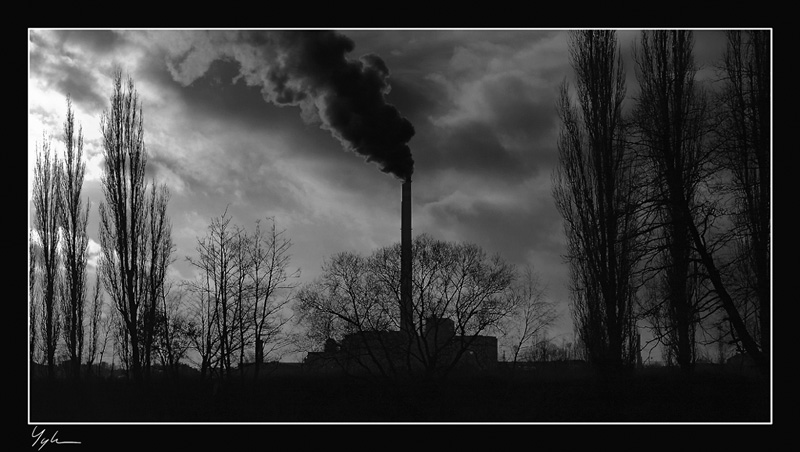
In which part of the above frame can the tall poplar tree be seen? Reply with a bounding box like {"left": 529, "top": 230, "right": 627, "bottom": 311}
{"left": 59, "top": 96, "right": 90, "bottom": 379}
{"left": 632, "top": 30, "right": 709, "bottom": 372}
{"left": 553, "top": 30, "right": 642, "bottom": 371}
{"left": 720, "top": 30, "right": 770, "bottom": 370}
{"left": 33, "top": 134, "right": 62, "bottom": 379}
{"left": 98, "top": 71, "right": 149, "bottom": 383}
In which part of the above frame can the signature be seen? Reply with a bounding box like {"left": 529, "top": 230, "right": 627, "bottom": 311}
{"left": 31, "top": 426, "right": 81, "bottom": 450}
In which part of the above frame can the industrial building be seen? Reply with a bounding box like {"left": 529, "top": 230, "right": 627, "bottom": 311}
{"left": 304, "top": 316, "right": 498, "bottom": 376}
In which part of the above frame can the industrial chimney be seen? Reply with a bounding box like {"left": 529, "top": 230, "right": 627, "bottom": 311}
{"left": 400, "top": 178, "right": 413, "bottom": 335}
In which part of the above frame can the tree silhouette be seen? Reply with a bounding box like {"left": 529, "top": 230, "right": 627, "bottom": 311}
{"left": 296, "top": 233, "right": 518, "bottom": 377}
{"left": 141, "top": 183, "right": 174, "bottom": 378}
{"left": 153, "top": 279, "right": 193, "bottom": 378}
{"left": 98, "top": 71, "right": 173, "bottom": 382}
{"left": 29, "top": 230, "right": 39, "bottom": 366}
{"left": 500, "top": 264, "right": 558, "bottom": 368}
{"left": 33, "top": 133, "right": 62, "bottom": 379}
{"left": 185, "top": 210, "right": 297, "bottom": 380}
{"left": 552, "top": 30, "right": 643, "bottom": 372}
{"left": 58, "top": 95, "right": 90, "bottom": 380}
{"left": 714, "top": 30, "right": 770, "bottom": 372}
{"left": 247, "top": 218, "right": 298, "bottom": 379}
{"left": 185, "top": 208, "right": 239, "bottom": 379}
{"left": 631, "top": 30, "right": 711, "bottom": 372}
{"left": 85, "top": 273, "right": 107, "bottom": 376}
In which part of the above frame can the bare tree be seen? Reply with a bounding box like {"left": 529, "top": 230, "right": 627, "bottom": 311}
{"left": 153, "top": 279, "right": 193, "bottom": 378}
{"left": 85, "top": 273, "right": 105, "bottom": 376}
{"left": 184, "top": 211, "right": 298, "bottom": 380}
{"left": 29, "top": 230, "right": 40, "bottom": 366}
{"left": 500, "top": 265, "right": 559, "bottom": 368}
{"left": 295, "top": 251, "right": 404, "bottom": 377}
{"left": 247, "top": 218, "right": 298, "bottom": 379}
{"left": 296, "top": 234, "right": 518, "bottom": 377}
{"left": 631, "top": 30, "right": 712, "bottom": 372}
{"left": 185, "top": 278, "right": 220, "bottom": 379}
{"left": 232, "top": 225, "right": 252, "bottom": 378}
{"left": 109, "top": 301, "right": 131, "bottom": 378}
{"left": 296, "top": 250, "right": 389, "bottom": 339}
{"left": 58, "top": 95, "right": 90, "bottom": 379}
{"left": 141, "top": 182, "right": 174, "bottom": 378}
{"left": 33, "top": 133, "right": 62, "bottom": 379}
{"left": 712, "top": 30, "right": 770, "bottom": 372}
{"left": 552, "top": 30, "right": 642, "bottom": 371}
{"left": 185, "top": 208, "right": 239, "bottom": 379}
{"left": 632, "top": 30, "right": 770, "bottom": 374}
{"left": 98, "top": 70, "right": 150, "bottom": 383}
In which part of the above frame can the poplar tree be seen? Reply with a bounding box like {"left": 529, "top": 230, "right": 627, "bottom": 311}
{"left": 632, "top": 30, "right": 710, "bottom": 372}
{"left": 59, "top": 96, "right": 90, "bottom": 379}
{"left": 552, "top": 30, "right": 643, "bottom": 371}
{"left": 98, "top": 71, "right": 149, "bottom": 382}
{"left": 33, "top": 134, "right": 62, "bottom": 379}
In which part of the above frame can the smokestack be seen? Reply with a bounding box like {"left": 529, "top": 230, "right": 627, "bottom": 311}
{"left": 400, "top": 177, "right": 413, "bottom": 334}
{"left": 160, "top": 30, "right": 418, "bottom": 326}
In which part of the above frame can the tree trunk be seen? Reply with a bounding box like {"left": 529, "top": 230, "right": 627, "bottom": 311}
{"left": 685, "top": 202, "right": 767, "bottom": 373}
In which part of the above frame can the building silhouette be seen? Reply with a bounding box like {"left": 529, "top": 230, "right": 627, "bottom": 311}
{"left": 305, "top": 316, "right": 497, "bottom": 376}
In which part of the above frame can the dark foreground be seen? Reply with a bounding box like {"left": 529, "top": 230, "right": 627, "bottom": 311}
{"left": 29, "top": 369, "right": 769, "bottom": 423}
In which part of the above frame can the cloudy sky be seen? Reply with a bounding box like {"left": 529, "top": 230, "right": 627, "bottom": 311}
{"left": 28, "top": 29, "right": 731, "bottom": 361}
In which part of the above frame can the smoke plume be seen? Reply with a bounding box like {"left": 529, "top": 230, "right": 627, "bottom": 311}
{"left": 160, "top": 30, "right": 415, "bottom": 180}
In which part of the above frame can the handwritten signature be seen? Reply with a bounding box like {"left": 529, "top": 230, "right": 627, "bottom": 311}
{"left": 31, "top": 426, "right": 81, "bottom": 450}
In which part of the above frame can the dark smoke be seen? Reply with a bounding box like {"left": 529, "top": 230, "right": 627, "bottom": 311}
{"left": 270, "top": 31, "right": 416, "bottom": 180}
{"left": 200, "top": 30, "right": 415, "bottom": 180}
